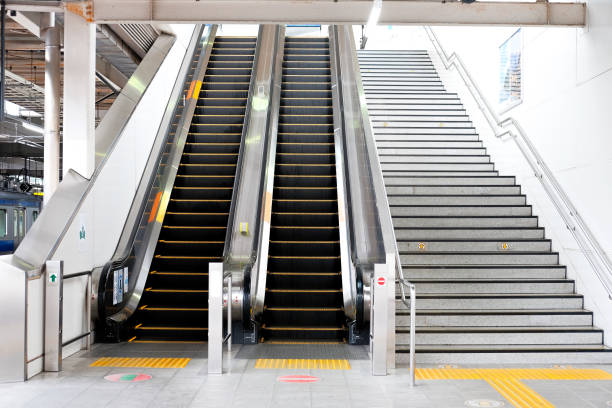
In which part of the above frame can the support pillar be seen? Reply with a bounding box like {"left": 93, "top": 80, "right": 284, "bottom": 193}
{"left": 63, "top": 10, "right": 96, "bottom": 179}
{"left": 42, "top": 13, "right": 60, "bottom": 205}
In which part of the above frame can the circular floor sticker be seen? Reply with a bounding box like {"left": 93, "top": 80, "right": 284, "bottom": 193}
{"left": 277, "top": 375, "right": 320, "bottom": 383}
{"left": 465, "top": 400, "right": 504, "bottom": 407}
{"left": 104, "top": 373, "right": 152, "bottom": 383}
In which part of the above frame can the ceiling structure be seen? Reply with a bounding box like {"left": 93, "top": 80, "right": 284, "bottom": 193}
{"left": 89, "top": 0, "right": 586, "bottom": 27}
{"left": 0, "top": 5, "right": 160, "bottom": 183}
{"left": 0, "top": 0, "right": 587, "bottom": 185}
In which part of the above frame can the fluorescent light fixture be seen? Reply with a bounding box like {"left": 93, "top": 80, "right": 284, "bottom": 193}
{"left": 22, "top": 122, "right": 44, "bottom": 134}
{"left": 366, "top": 0, "right": 382, "bottom": 33}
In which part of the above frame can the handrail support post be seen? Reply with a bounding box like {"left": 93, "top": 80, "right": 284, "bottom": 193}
{"left": 44, "top": 260, "right": 63, "bottom": 373}
{"left": 208, "top": 262, "right": 223, "bottom": 374}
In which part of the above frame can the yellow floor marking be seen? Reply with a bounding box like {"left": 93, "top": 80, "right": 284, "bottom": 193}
{"left": 90, "top": 357, "right": 190, "bottom": 369}
{"left": 265, "top": 340, "right": 345, "bottom": 345}
{"left": 416, "top": 368, "right": 612, "bottom": 408}
{"left": 255, "top": 358, "right": 350, "bottom": 370}
{"left": 132, "top": 339, "right": 206, "bottom": 344}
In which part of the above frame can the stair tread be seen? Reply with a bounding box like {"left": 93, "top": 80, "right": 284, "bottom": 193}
{"left": 396, "top": 326, "right": 603, "bottom": 333}
{"left": 397, "top": 344, "right": 612, "bottom": 352}
{"left": 396, "top": 293, "right": 581, "bottom": 299}
{"left": 396, "top": 308, "right": 591, "bottom": 315}
{"left": 403, "top": 278, "right": 572, "bottom": 283}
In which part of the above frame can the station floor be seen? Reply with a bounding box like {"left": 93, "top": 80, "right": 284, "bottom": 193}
{"left": 2, "top": 343, "right": 612, "bottom": 407}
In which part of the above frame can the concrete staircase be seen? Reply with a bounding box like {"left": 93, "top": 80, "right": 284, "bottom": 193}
{"left": 357, "top": 49, "right": 612, "bottom": 364}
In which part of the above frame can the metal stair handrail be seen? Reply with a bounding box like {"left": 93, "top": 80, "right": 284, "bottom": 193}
{"left": 424, "top": 26, "right": 612, "bottom": 298}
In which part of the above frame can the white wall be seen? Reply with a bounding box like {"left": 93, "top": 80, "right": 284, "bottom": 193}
{"left": 360, "top": 4, "right": 612, "bottom": 341}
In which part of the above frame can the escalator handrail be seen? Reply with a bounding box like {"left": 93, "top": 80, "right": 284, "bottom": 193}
{"left": 328, "top": 27, "right": 359, "bottom": 322}
{"left": 93, "top": 25, "right": 217, "bottom": 325}
{"left": 332, "top": 26, "right": 403, "bottom": 323}
{"left": 250, "top": 26, "right": 285, "bottom": 319}
{"left": 245, "top": 26, "right": 283, "bottom": 267}
{"left": 222, "top": 30, "right": 264, "bottom": 262}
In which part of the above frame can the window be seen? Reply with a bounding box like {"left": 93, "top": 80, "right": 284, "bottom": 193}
{"left": 13, "top": 208, "right": 24, "bottom": 238}
{"left": 18, "top": 210, "right": 24, "bottom": 237}
{"left": 0, "top": 209, "right": 6, "bottom": 237}
{"left": 499, "top": 29, "right": 522, "bottom": 111}
{"left": 32, "top": 210, "right": 38, "bottom": 222}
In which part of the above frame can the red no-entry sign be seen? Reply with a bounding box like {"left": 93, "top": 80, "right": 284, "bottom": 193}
{"left": 377, "top": 277, "right": 386, "bottom": 286}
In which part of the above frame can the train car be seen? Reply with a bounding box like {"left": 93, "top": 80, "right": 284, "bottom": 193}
{"left": 0, "top": 190, "right": 42, "bottom": 253}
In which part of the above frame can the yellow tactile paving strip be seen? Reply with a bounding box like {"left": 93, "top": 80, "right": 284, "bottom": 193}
{"left": 416, "top": 368, "right": 612, "bottom": 408}
{"left": 255, "top": 358, "right": 350, "bottom": 370}
{"left": 90, "top": 357, "right": 191, "bottom": 369}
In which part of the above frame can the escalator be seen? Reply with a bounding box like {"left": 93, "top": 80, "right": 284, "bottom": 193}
{"left": 129, "top": 36, "right": 257, "bottom": 343}
{"left": 261, "top": 36, "right": 346, "bottom": 343}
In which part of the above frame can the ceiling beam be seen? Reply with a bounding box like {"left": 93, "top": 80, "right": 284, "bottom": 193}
{"left": 9, "top": 11, "right": 41, "bottom": 37}
{"left": 5, "top": 40, "right": 45, "bottom": 50}
{"left": 96, "top": 54, "right": 128, "bottom": 89}
{"left": 91, "top": 0, "right": 586, "bottom": 27}
{"left": 5, "top": 1, "right": 62, "bottom": 13}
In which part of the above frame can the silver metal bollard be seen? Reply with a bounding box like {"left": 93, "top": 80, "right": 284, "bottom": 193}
{"left": 44, "top": 260, "right": 63, "bottom": 372}
{"left": 208, "top": 262, "right": 223, "bottom": 374}
{"left": 371, "top": 262, "right": 390, "bottom": 375}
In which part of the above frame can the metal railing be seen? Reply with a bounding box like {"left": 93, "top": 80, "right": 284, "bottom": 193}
{"left": 398, "top": 278, "right": 416, "bottom": 386}
{"left": 425, "top": 26, "right": 612, "bottom": 299}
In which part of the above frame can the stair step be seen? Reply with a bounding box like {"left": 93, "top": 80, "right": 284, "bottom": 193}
{"left": 370, "top": 110, "right": 467, "bottom": 118}
{"left": 386, "top": 186, "right": 520, "bottom": 195}
{"left": 367, "top": 103, "right": 464, "bottom": 110}
{"left": 377, "top": 141, "right": 482, "bottom": 148}
{"left": 382, "top": 163, "right": 494, "bottom": 171}
{"left": 399, "top": 252, "right": 558, "bottom": 265}
{"left": 401, "top": 279, "right": 573, "bottom": 294}
{"left": 396, "top": 293, "right": 582, "bottom": 310}
{"left": 393, "top": 216, "right": 538, "bottom": 228}
{"left": 389, "top": 195, "right": 527, "bottom": 207}
{"left": 375, "top": 127, "right": 475, "bottom": 135}
{"left": 395, "top": 309, "right": 592, "bottom": 327}
{"left": 400, "top": 265, "right": 566, "bottom": 279}
{"left": 379, "top": 148, "right": 487, "bottom": 156}
{"left": 384, "top": 176, "right": 514, "bottom": 185}
{"left": 397, "top": 239, "right": 550, "bottom": 252}
{"left": 391, "top": 206, "right": 531, "bottom": 216}
{"left": 384, "top": 171, "right": 500, "bottom": 177}
{"left": 396, "top": 345, "right": 612, "bottom": 364}
{"left": 395, "top": 326, "right": 603, "bottom": 345}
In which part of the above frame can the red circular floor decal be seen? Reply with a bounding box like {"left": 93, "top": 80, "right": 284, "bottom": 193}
{"left": 277, "top": 375, "right": 320, "bottom": 383}
{"left": 104, "top": 373, "right": 152, "bottom": 383}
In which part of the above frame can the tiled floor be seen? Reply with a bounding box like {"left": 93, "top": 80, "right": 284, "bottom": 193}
{"left": 2, "top": 344, "right": 612, "bottom": 407}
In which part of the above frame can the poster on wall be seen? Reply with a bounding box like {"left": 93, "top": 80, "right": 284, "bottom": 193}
{"left": 499, "top": 29, "right": 522, "bottom": 111}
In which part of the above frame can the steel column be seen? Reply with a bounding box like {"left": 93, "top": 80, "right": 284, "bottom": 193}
{"left": 42, "top": 12, "right": 60, "bottom": 205}
{"left": 63, "top": 10, "right": 96, "bottom": 178}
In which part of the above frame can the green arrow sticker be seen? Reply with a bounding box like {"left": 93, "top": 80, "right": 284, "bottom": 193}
{"left": 49, "top": 273, "right": 57, "bottom": 284}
